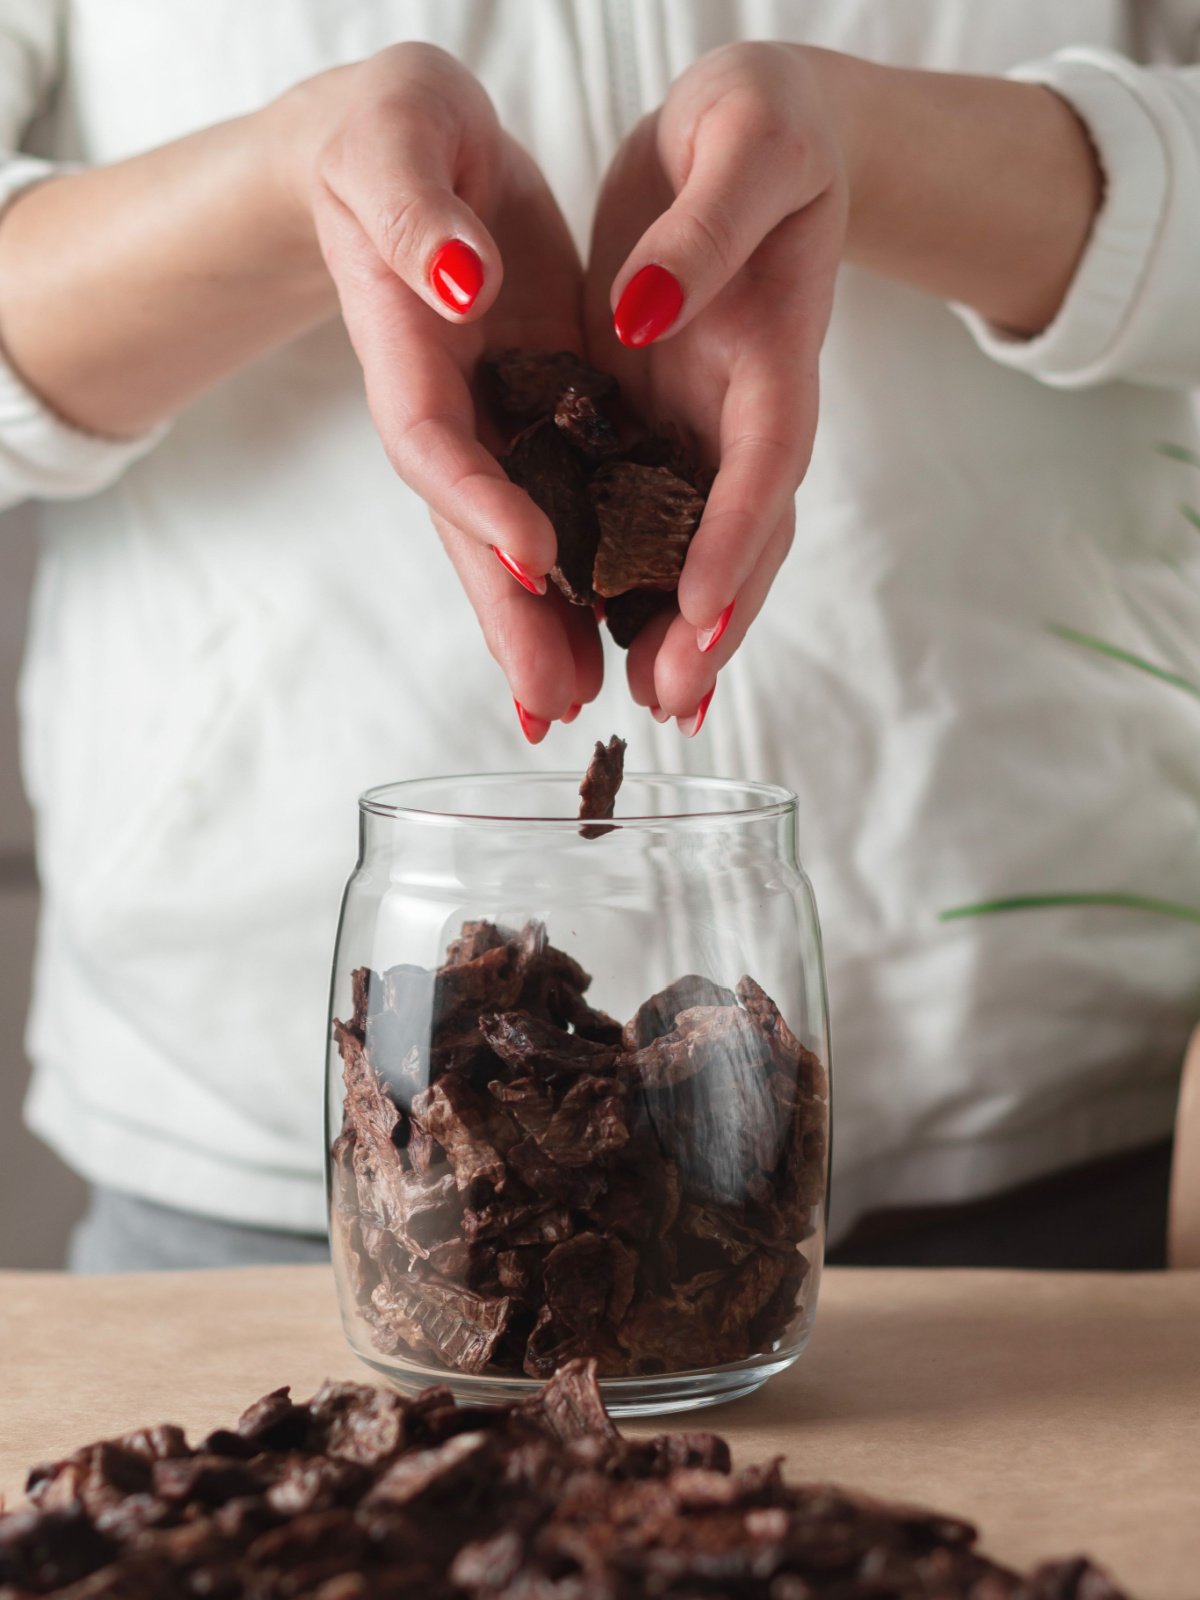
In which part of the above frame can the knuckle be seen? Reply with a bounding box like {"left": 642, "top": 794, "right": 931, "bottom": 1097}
{"left": 374, "top": 185, "right": 439, "bottom": 270}
{"left": 677, "top": 202, "right": 740, "bottom": 278}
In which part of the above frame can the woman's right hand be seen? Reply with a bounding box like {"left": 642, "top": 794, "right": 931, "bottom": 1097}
{"left": 288, "top": 45, "right": 602, "bottom": 738}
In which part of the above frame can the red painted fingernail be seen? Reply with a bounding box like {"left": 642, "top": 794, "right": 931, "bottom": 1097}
{"left": 650, "top": 705, "right": 670, "bottom": 724}
{"left": 430, "top": 239, "right": 484, "bottom": 312}
{"left": 677, "top": 684, "right": 715, "bottom": 739}
{"left": 493, "top": 546, "right": 547, "bottom": 596}
{"left": 513, "top": 698, "right": 551, "bottom": 744}
{"left": 561, "top": 702, "right": 583, "bottom": 725}
{"left": 614, "top": 264, "right": 683, "bottom": 348}
{"left": 697, "top": 600, "right": 734, "bottom": 654}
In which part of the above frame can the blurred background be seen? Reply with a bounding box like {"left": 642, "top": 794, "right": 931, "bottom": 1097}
{"left": 0, "top": 507, "right": 86, "bottom": 1267}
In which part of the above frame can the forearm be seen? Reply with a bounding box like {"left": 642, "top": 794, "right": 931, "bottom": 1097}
{"left": 0, "top": 76, "right": 344, "bottom": 439}
{"left": 821, "top": 51, "right": 1104, "bottom": 335}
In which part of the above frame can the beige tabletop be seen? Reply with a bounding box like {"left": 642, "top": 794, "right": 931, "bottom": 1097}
{"left": 1, "top": 1266, "right": 1197, "bottom": 1596}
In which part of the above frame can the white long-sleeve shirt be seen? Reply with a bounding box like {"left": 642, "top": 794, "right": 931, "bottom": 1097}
{"left": 2, "top": 1, "right": 1199, "bottom": 1240}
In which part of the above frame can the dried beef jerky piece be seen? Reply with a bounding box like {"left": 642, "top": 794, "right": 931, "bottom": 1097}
{"left": 578, "top": 734, "right": 626, "bottom": 839}
{"left": 462, "top": 1197, "right": 575, "bottom": 1248}
{"left": 625, "top": 1432, "right": 733, "bottom": 1475}
{"left": 554, "top": 386, "right": 620, "bottom": 463}
{"left": 432, "top": 943, "right": 523, "bottom": 1036}
{"left": 307, "top": 1381, "right": 413, "bottom": 1468}
{"left": 675, "top": 1199, "right": 792, "bottom": 1269}
{"left": 370, "top": 1274, "right": 511, "bottom": 1375}
{"left": 479, "top": 1009, "right": 618, "bottom": 1076}
{"left": 501, "top": 418, "right": 599, "bottom": 605}
{"left": 442, "top": 919, "right": 511, "bottom": 966}
{"left": 627, "top": 1003, "right": 770, "bottom": 1096}
{"left": 383, "top": 1169, "right": 462, "bottom": 1261}
{"left": 736, "top": 974, "right": 825, "bottom": 1097}
{"left": 555, "top": 988, "right": 624, "bottom": 1045}
{"left": 536, "top": 1074, "right": 631, "bottom": 1167}
{"left": 151, "top": 1455, "right": 265, "bottom": 1506}
{"left": 366, "top": 1432, "right": 493, "bottom": 1511}
{"left": 265, "top": 1455, "right": 372, "bottom": 1516}
{"left": 234, "top": 1387, "right": 309, "bottom": 1453}
{"left": 483, "top": 348, "right": 617, "bottom": 425}
{"left": 0, "top": 1507, "right": 115, "bottom": 1592}
{"left": 410, "top": 1076, "right": 510, "bottom": 1201}
{"left": 495, "top": 1247, "right": 544, "bottom": 1300}
{"left": 541, "top": 1233, "right": 637, "bottom": 1337}
{"left": 523, "top": 1307, "right": 629, "bottom": 1380}
{"left": 588, "top": 461, "right": 705, "bottom": 598}
{"left": 350, "top": 966, "right": 379, "bottom": 1038}
{"left": 1021, "top": 1558, "right": 1131, "bottom": 1600}
{"left": 337, "top": 1021, "right": 405, "bottom": 1192}
{"left": 487, "top": 1075, "right": 555, "bottom": 1138}
{"left": 25, "top": 1441, "right": 156, "bottom": 1516}
{"left": 527, "top": 1359, "right": 619, "bottom": 1445}
{"left": 507, "top": 1136, "right": 607, "bottom": 1208}
{"left": 604, "top": 586, "right": 673, "bottom": 649}
{"left": 623, "top": 974, "right": 739, "bottom": 1050}
{"left": 622, "top": 424, "right": 710, "bottom": 494}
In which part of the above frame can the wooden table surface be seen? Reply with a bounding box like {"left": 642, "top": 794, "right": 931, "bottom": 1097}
{"left": 2, "top": 1266, "right": 1197, "bottom": 1596}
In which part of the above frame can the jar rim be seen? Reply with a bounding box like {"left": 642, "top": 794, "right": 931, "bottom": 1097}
{"left": 358, "top": 771, "right": 796, "bottom": 829}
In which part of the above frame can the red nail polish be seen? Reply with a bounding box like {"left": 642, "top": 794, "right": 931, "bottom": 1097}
{"left": 678, "top": 684, "right": 715, "bottom": 738}
{"left": 561, "top": 702, "right": 583, "bottom": 725}
{"left": 493, "top": 546, "right": 547, "bottom": 596}
{"left": 513, "top": 698, "right": 550, "bottom": 744}
{"left": 430, "top": 239, "right": 483, "bottom": 312}
{"left": 698, "top": 600, "right": 734, "bottom": 654}
{"left": 614, "top": 263, "right": 683, "bottom": 348}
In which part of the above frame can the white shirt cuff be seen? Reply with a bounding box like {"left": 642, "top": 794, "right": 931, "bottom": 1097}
{"left": 0, "top": 155, "right": 170, "bottom": 508}
{"left": 953, "top": 50, "right": 1189, "bottom": 390}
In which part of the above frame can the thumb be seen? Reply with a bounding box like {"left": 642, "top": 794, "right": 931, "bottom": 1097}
{"left": 317, "top": 48, "right": 504, "bottom": 321}
{"left": 611, "top": 92, "right": 828, "bottom": 347}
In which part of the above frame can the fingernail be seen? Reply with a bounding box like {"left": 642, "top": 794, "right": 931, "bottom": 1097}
{"left": 677, "top": 684, "right": 715, "bottom": 739}
{"left": 697, "top": 600, "right": 734, "bottom": 655}
{"left": 493, "top": 546, "right": 547, "bottom": 596}
{"left": 430, "top": 239, "right": 484, "bottom": 312}
{"left": 561, "top": 702, "right": 583, "bottom": 725}
{"left": 513, "top": 698, "right": 551, "bottom": 744}
{"left": 650, "top": 705, "right": 671, "bottom": 724}
{"left": 614, "top": 264, "right": 683, "bottom": 348}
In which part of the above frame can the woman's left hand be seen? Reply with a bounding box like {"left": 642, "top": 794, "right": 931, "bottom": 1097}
{"left": 584, "top": 44, "right": 851, "bottom": 733}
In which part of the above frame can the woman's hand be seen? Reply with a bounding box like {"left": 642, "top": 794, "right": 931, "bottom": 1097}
{"left": 297, "top": 44, "right": 602, "bottom": 736}
{"left": 584, "top": 44, "right": 849, "bottom": 734}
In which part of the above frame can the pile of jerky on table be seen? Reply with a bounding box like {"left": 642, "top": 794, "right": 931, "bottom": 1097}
{"left": 0, "top": 1363, "right": 1131, "bottom": 1600}
{"left": 330, "top": 914, "right": 828, "bottom": 1380}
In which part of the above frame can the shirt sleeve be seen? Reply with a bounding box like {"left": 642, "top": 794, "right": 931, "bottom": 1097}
{"left": 0, "top": 1, "right": 168, "bottom": 514}
{"left": 954, "top": 48, "right": 1200, "bottom": 391}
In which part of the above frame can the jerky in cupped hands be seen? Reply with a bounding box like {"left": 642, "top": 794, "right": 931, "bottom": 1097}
{"left": 4, "top": 1363, "right": 1135, "bottom": 1600}
{"left": 485, "top": 346, "right": 707, "bottom": 646}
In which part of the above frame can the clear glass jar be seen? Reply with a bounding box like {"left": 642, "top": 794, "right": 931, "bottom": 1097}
{"left": 325, "top": 773, "right": 830, "bottom": 1416}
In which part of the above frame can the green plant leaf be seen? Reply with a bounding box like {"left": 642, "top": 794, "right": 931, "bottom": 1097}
{"left": 1179, "top": 503, "right": 1200, "bottom": 536}
{"left": 940, "top": 893, "right": 1200, "bottom": 925}
{"left": 1047, "top": 624, "right": 1200, "bottom": 703}
{"left": 1158, "top": 443, "right": 1200, "bottom": 471}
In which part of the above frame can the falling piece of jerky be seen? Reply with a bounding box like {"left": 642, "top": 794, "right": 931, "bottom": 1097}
{"left": 588, "top": 461, "right": 705, "bottom": 599}
{"left": 4, "top": 1364, "right": 1135, "bottom": 1600}
{"left": 604, "top": 586, "right": 673, "bottom": 648}
{"left": 577, "top": 734, "right": 626, "bottom": 839}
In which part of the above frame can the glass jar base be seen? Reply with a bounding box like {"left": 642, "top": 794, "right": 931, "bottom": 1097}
{"left": 346, "top": 1330, "right": 810, "bottom": 1418}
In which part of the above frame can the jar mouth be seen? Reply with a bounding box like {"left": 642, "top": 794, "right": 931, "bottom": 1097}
{"left": 358, "top": 772, "right": 796, "bottom": 829}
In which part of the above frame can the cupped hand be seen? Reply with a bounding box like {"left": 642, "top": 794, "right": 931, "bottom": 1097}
{"left": 300, "top": 44, "right": 601, "bottom": 737}
{"left": 584, "top": 43, "right": 850, "bottom": 734}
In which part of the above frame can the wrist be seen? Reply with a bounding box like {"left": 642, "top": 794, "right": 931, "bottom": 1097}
{"left": 255, "top": 67, "right": 358, "bottom": 296}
